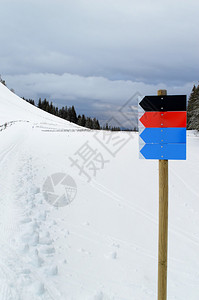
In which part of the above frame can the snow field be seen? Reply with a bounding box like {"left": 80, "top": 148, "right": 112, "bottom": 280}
{"left": 1, "top": 82, "right": 199, "bottom": 299}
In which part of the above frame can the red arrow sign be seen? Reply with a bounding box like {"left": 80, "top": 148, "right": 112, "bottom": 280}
{"left": 139, "top": 111, "right": 186, "bottom": 128}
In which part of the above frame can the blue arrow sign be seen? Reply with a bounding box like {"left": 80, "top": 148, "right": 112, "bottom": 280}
{"left": 140, "top": 128, "right": 186, "bottom": 144}
{"left": 140, "top": 144, "right": 186, "bottom": 160}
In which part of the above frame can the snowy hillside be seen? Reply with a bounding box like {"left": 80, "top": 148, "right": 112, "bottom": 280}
{"left": 0, "top": 82, "right": 199, "bottom": 299}
{"left": 0, "top": 83, "right": 83, "bottom": 132}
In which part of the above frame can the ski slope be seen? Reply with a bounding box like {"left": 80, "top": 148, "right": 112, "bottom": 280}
{"left": 0, "top": 82, "right": 199, "bottom": 299}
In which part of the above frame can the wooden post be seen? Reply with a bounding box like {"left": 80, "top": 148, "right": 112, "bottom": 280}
{"left": 158, "top": 89, "right": 168, "bottom": 300}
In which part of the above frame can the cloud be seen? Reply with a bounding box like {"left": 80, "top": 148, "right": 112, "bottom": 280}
{"left": 4, "top": 72, "right": 193, "bottom": 101}
{"left": 1, "top": 0, "right": 199, "bottom": 84}
{"left": 1, "top": 0, "right": 198, "bottom": 126}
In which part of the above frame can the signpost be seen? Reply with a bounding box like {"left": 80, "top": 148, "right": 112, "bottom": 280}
{"left": 140, "top": 128, "right": 186, "bottom": 144}
{"left": 139, "top": 95, "right": 186, "bottom": 111}
{"left": 138, "top": 89, "right": 187, "bottom": 300}
{"left": 139, "top": 111, "right": 186, "bottom": 128}
{"left": 139, "top": 93, "right": 187, "bottom": 160}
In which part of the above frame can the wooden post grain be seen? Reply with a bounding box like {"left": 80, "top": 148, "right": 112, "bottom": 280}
{"left": 158, "top": 89, "right": 168, "bottom": 300}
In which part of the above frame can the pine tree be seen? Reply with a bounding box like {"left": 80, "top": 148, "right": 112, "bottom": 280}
{"left": 67, "top": 107, "right": 72, "bottom": 122}
{"left": 49, "top": 102, "right": 53, "bottom": 114}
{"left": 59, "top": 106, "right": 64, "bottom": 118}
{"left": 81, "top": 114, "right": 86, "bottom": 127}
{"left": 93, "top": 118, "right": 100, "bottom": 129}
{"left": 187, "top": 85, "right": 197, "bottom": 129}
{"left": 38, "top": 98, "right": 42, "bottom": 108}
{"left": 77, "top": 115, "right": 82, "bottom": 126}
{"left": 71, "top": 106, "right": 77, "bottom": 123}
{"left": 85, "top": 117, "right": 93, "bottom": 129}
{"left": 187, "top": 84, "right": 199, "bottom": 130}
{"left": 64, "top": 106, "right": 68, "bottom": 119}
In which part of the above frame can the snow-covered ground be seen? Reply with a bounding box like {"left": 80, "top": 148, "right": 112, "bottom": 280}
{"left": 0, "top": 82, "right": 199, "bottom": 299}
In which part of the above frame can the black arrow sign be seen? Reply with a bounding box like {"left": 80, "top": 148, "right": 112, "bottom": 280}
{"left": 139, "top": 95, "right": 186, "bottom": 112}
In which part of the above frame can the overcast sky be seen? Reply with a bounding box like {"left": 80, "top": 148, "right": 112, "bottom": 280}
{"left": 0, "top": 0, "right": 199, "bottom": 126}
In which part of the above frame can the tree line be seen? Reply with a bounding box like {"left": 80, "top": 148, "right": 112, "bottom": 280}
{"left": 23, "top": 97, "right": 101, "bottom": 129}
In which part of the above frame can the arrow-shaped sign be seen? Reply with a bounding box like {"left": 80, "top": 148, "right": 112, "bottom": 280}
{"left": 138, "top": 94, "right": 187, "bottom": 160}
{"left": 139, "top": 95, "right": 186, "bottom": 112}
{"left": 139, "top": 111, "right": 186, "bottom": 128}
{"left": 140, "top": 143, "right": 186, "bottom": 160}
{"left": 139, "top": 128, "right": 186, "bottom": 144}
